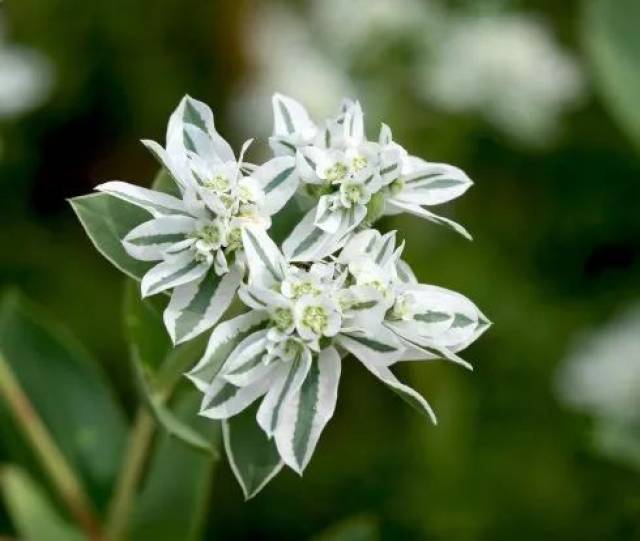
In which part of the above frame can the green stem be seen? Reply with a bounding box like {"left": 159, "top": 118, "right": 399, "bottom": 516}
{"left": 104, "top": 408, "right": 155, "bottom": 541}
{"left": 0, "top": 352, "right": 103, "bottom": 540}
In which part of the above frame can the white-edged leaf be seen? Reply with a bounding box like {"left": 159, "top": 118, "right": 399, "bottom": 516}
{"left": 220, "top": 329, "right": 269, "bottom": 375}
{"left": 397, "top": 284, "right": 491, "bottom": 352}
{"left": 241, "top": 225, "right": 287, "bottom": 287}
{"left": 123, "top": 215, "right": 196, "bottom": 262}
{"left": 275, "top": 346, "right": 341, "bottom": 474}
{"left": 272, "top": 93, "right": 316, "bottom": 136}
{"left": 186, "top": 311, "right": 269, "bottom": 393}
{"left": 358, "top": 356, "right": 437, "bottom": 424}
{"left": 141, "top": 138, "right": 189, "bottom": 193}
{"left": 396, "top": 259, "right": 418, "bottom": 284}
{"left": 163, "top": 264, "right": 243, "bottom": 344}
{"left": 141, "top": 252, "right": 209, "bottom": 297}
{"left": 70, "top": 193, "right": 152, "bottom": 281}
{"left": 283, "top": 206, "right": 354, "bottom": 262}
{"left": 384, "top": 323, "right": 473, "bottom": 371}
{"left": 386, "top": 199, "right": 472, "bottom": 240}
{"left": 199, "top": 371, "right": 274, "bottom": 420}
{"left": 96, "top": 181, "right": 190, "bottom": 218}
{"left": 337, "top": 327, "right": 405, "bottom": 367}
{"left": 167, "top": 95, "right": 235, "bottom": 164}
{"left": 253, "top": 156, "right": 299, "bottom": 215}
{"left": 223, "top": 404, "right": 284, "bottom": 499}
{"left": 257, "top": 349, "right": 312, "bottom": 437}
{"left": 397, "top": 161, "right": 472, "bottom": 206}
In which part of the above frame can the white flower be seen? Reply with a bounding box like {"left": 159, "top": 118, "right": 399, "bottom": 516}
{"left": 556, "top": 305, "right": 640, "bottom": 424}
{"left": 187, "top": 225, "right": 489, "bottom": 476}
{"left": 274, "top": 95, "right": 474, "bottom": 261}
{"left": 0, "top": 18, "right": 53, "bottom": 119}
{"left": 294, "top": 294, "right": 342, "bottom": 341}
{"left": 555, "top": 304, "right": 640, "bottom": 469}
{"left": 95, "top": 96, "right": 299, "bottom": 344}
{"left": 419, "top": 14, "right": 584, "bottom": 144}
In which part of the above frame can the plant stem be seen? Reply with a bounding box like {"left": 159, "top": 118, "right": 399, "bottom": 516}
{"left": 0, "top": 352, "right": 103, "bottom": 540}
{"left": 105, "top": 408, "right": 155, "bottom": 541}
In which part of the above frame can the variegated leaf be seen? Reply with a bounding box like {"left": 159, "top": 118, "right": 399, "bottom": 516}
{"left": 186, "top": 311, "right": 269, "bottom": 393}
{"left": 223, "top": 404, "right": 284, "bottom": 499}
{"left": 163, "top": 264, "right": 244, "bottom": 344}
{"left": 274, "top": 347, "right": 341, "bottom": 474}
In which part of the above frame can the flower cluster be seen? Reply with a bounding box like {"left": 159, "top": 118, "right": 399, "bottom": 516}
{"left": 270, "top": 94, "right": 473, "bottom": 261}
{"left": 89, "top": 94, "right": 489, "bottom": 495}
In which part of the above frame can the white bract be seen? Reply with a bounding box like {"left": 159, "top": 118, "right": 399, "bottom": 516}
{"left": 96, "top": 96, "right": 299, "bottom": 343}
{"left": 270, "top": 94, "right": 474, "bottom": 262}
{"left": 187, "top": 226, "right": 490, "bottom": 476}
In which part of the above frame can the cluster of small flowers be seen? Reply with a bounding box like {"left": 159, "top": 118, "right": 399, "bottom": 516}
{"left": 96, "top": 94, "right": 489, "bottom": 485}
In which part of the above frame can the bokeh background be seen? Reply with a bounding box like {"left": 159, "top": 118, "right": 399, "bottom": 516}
{"left": 1, "top": 0, "right": 639, "bottom": 539}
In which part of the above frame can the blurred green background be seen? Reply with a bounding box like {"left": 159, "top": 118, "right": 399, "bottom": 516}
{"left": 1, "top": 0, "right": 639, "bottom": 539}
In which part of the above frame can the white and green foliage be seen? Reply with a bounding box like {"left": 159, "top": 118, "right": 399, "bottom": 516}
{"left": 71, "top": 93, "right": 490, "bottom": 498}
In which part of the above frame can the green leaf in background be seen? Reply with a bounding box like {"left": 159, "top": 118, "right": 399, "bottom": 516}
{"left": 0, "top": 466, "right": 85, "bottom": 541}
{"left": 583, "top": 0, "right": 640, "bottom": 149}
{"left": 124, "top": 280, "right": 171, "bottom": 372}
{"left": 124, "top": 280, "right": 217, "bottom": 456}
{"left": 0, "top": 291, "right": 127, "bottom": 507}
{"left": 311, "top": 514, "right": 380, "bottom": 541}
{"left": 129, "top": 390, "right": 219, "bottom": 541}
{"left": 222, "top": 403, "right": 284, "bottom": 500}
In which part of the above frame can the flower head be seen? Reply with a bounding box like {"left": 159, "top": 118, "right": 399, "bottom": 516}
{"left": 187, "top": 225, "right": 490, "bottom": 477}
{"left": 94, "top": 96, "right": 300, "bottom": 344}
{"left": 271, "top": 94, "right": 474, "bottom": 261}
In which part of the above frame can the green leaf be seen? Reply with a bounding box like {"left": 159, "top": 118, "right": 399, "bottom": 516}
{"left": 69, "top": 192, "right": 152, "bottom": 281}
{"left": 129, "top": 390, "right": 219, "bottom": 541}
{"left": 223, "top": 403, "right": 283, "bottom": 500}
{"left": 123, "top": 280, "right": 171, "bottom": 372}
{"left": 0, "top": 291, "right": 127, "bottom": 507}
{"left": 583, "top": 0, "right": 640, "bottom": 149}
{"left": 0, "top": 466, "right": 85, "bottom": 541}
{"left": 133, "top": 358, "right": 217, "bottom": 457}
{"left": 312, "top": 515, "right": 380, "bottom": 541}
{"left": 124, "top": 280, "right": 217, "bottom": 456}
{"left": 69, "top": 169, "right": 179, "bottom": 283}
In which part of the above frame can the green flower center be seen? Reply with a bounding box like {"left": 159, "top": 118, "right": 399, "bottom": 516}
{"left": 302, "top": 305, "right": 329, "bottom": 335}
{"left": 272, "top": 307, "right": 293, "bottom": 331}
{"left": 219, "top": 194, "right": 235, "bottom": 209}
{"left": 325, "top": 162, "right": 348, "bottom": 183}
{"left": 389, "top": 177, "right": 405, "bottom": 196}
{"left": 238, "top": 185, "right": 254, "bottom": 202}
{"left": 292, "top": 281, "right": 319, "bottom": 299}
{"left": 226, "top": 227, "right": 242, "bottom": 251}
{"left": 198, "top": 224, "right": 222, "bottom": 245}
{"left": 204, "top": 174, "right": 230, "bottom": 192}
{"left": 343, "top": 182, "right": 365, "bottom": 203}
{"left": 352, "top": 155, "right": 367, "bottom": 171}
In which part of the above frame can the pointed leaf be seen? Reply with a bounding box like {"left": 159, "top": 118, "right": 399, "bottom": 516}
{"left": 223, "top": 404, "right": 284, "bottom": 499}
{"left": 164, "top": 264, "right": 243, "bottom": 344}
{"left": 275, "top": 347, "right": 341, "bottom": 474}
{"left": 0, "top": 292, "right": 127, "bottom": 506}
{"left": 70, "top": 193, "right": 153, "bottom": 281}
{"left": 1, "top": 467, "right": 85, "bottom": 541}
{"left": 130, "top": 390, "right": 219, "bottom": 541}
